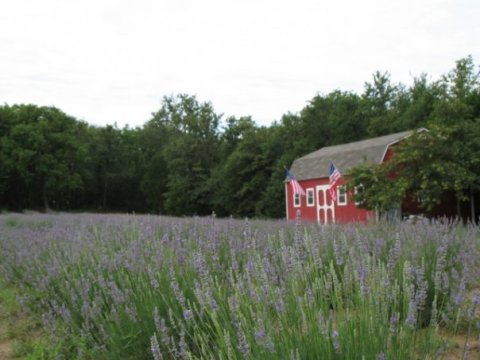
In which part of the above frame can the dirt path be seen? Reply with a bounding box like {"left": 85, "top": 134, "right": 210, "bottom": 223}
{"left": 0, "top": 311, "right": 12, "bottom": 360}
{"left": 0, "top": 341, "right": 11, "bottom": 360}
{"left": 0, "top": 284, "right": 45, "bottom": 360}
{"left": 441, "top": 331, "right": 480, "bottom": 360}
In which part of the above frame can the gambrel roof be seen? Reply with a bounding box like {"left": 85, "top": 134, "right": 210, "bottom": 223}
{"left": 290, "top": 130, "right": 424, "bottom": 181}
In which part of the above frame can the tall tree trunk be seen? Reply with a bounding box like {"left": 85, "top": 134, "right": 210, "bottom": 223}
{"left": 470, "top": 188, "right": 476, "bottom": 223}
{"left": 102, "top": 175, "right": 108, "bottom": 210}
{"left": 456, "top": 197, "right": 461, "bottom": 220}
{"left": 42, "top": 181, "right": 50, "bottom": 211}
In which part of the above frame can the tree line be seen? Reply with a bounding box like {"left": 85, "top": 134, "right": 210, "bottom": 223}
{"left": 1, "top": 56, "right": 479, "bottom": 218}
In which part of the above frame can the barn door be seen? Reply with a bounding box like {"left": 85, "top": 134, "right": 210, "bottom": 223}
{"left": 316, "top": 185, "right": 335, "bottom": 224}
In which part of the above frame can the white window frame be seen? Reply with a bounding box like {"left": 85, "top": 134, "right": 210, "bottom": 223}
{"left": 293, "top": 193, "right": 301, "bottom": 208}
{"left": 354, "top": 185, "right": 364, "bottom": 205}
{"left": 337, "top": 185, "right": 347, "bottom": 206}
{"left": 306, "top": 188, "right": 315, "bottom": 207}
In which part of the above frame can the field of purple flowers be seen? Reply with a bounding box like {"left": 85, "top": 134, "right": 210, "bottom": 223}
{"left": 0, "top": 213, "right": 479, "bottom": 359}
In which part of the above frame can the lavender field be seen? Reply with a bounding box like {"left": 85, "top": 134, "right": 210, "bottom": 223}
{"left": 0, "top": 213, "right": 479, "bottom": 359}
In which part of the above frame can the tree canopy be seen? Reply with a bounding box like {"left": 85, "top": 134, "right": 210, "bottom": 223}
{"left": 0, "top": 56, "right": 479, "bottom": 218}
{"left": 348, "top": 56, "right": 480, "bottom": 215}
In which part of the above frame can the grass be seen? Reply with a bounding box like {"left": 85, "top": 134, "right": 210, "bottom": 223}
{"left": 0, "top": 281, "right": 59, "bottom": 359}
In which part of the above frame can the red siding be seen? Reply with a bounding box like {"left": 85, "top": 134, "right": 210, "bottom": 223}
{"left": 382, "top": 147, "right": 395, "bottom": 162}
{"left": 286, "top": 176, "right": 375, "bottom": 224}
{"left": 286, "top": 178, "right": 321, "bottom": 221}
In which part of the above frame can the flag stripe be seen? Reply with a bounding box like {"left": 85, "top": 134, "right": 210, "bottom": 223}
{"left": 286, "top": 169, "right": 305, "bottom": 196}
{"left": 329, "top": 162, "right": 341, "bottom": 202}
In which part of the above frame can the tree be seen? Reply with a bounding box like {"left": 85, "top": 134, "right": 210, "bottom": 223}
{"left": 299, "top": 91, "right": 367, "bottom": 149}
{"left": 0, "top": 105, "right": 87, "bottom": 210}
{"left": 363, "top": 71, "right": 399, "bottom": 136}
{"left": 349, "top": 57, "right": 480, "bottom": 217}
{"left": 139, "top": 120, "right": 171, "bottom": 213}
{"left": 150, "top": 95, "right": 221, "bottom": 216}
{"left": 211, "top": 119, "right": 272, "bottom": 217}
{"left": 347, "top": 162, "right": 406, "bottom": 214}
{"left": 349, "top": 125, "right": 480, "bottom": 215}
{"left": 395, "top": 74, "right": 438, "bottom": 130}
{"left": 432, "top": 55, "right": 479, "bottom": 125}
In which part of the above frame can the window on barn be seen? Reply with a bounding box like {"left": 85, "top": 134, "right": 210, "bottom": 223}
{"left": 337, "top": 186, "right": 347, "bottom": 205}
{"left": 416, "top": 191, "right": 428, "bottom": 205}
{"left": 354, "top": 185, "right": 364, "bottom": 205}
{"left": 306, "top": 188, "right": 314, "bottom": 207}
{"left": 294, "top": 193, "right": 301, "bottom": 207}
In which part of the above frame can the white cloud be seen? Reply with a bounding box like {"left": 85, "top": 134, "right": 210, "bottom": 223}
{"left": 1, "top": 0, "right": 479, "bottom": 127}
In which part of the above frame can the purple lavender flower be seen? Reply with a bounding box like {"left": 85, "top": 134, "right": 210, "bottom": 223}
{"left": 306, "top": 287, "right": 314, "bottom": 304}
{"left": 254, "top": 320, "right": 275, "bottom": 353}
{"left": 254, "top": 329, "right": 265, "bottom": 341}
{"left": 294, "top": 210, "right": 304, "bottom": 257}
{"left": 414, "top": 267, "right": 428, "bottom": 311}
{"left": 435, "top": 244, "right": 447, "bottom": 273}
{"left": 170, "top": 269, "right": 186, "bottom": 307}
{"left": 183, "top": 309, "right": 193, "bottom": 321}
{"left": 275, "top": 299, "right": 285, "bottom": 313}
{"left": 265, "top": 339, "right": 275, "bottom": 352}
{"left": 318, "top": 313, "right": 328, "bottom": 336}
{"left": 243, "top": 218, "right": 251, "bottom": 239}
{"left": 150, "top": 278, "right": 159, "bottom": 289}
{"left": 356, "top": 264, "right": 370, "bottom": 296}
{"left": 210, "top": 299, "right": 218, "bottom": 311}
{"left": 237, "top": 326, "right": 250, "bottom": 357}
{"left": 453, "top": 278, "right": 467, "bottom": 306}
{"left": 228, "top": 295, "right": 239, "bottom": 313}
{"left": 150, "top": 334, "right": 163, "bottom": 360}
{"left": 387, "top": 234, "right": 401, "bottom": 273}
{"left": 331, "top": 330, "right": 341, "bottom": 354}
{"left": 467, "top": 291, "right": 480, "bottom": 318}
{"left": 2, "top": 213, "right": 480, "bottom": 359}
{"left": 389, "top": 312, "right": 399, "bottom": 333}
{"left": 333, "top": 239, "right": 344, "bottom": 266}
{"left": 125, "top": 306, "right": 138, "bottom": 323}
{"left": 178, "top": 328, "right": 188, "bottom": 359}
{"left": 108, "top": 280, "right": 127, "bottom": 305}
{"left": 405, "top": 301, "right": 418, "bottom": 329}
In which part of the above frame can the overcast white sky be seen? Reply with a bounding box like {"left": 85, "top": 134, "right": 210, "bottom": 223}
{"left": 1, "top": 0, "right": 479, "bottom": 128}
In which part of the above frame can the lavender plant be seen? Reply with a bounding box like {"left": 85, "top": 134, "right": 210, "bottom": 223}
{"left": 0, "top": 213, "right": 478, "bottom": 359}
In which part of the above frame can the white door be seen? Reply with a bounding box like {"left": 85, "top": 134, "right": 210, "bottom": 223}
{"left": 316, "top": 185, "right": 335, "bottom": 224}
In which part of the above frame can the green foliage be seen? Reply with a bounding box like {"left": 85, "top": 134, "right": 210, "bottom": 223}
{"left": 363, "top": 71, "right": 399, "bottom": 136}
{"left": 213, "top": 123, "right": 271, "bottom": 217}
{"left": 0, "top": 105, "right": 88, "bottom": 210}
{"left": 0, "top": 56, "right": 479, "bottom": 217}
{"left": 151, "top": 94, "right": 221, "bottom": 216}
{"left": 348, "top": 57, "right": 480, "bottom": 215}
{"left": 347, "top": 162, "right": 407, "bottom": 213}
{"left": 393, "top": 126, "right": 479, "bottom": 209}
{"left": 349, "top": 124, "right": 480, "bottom": 214}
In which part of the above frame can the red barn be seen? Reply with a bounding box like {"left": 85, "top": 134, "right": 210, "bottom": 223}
{"left": 285, "top": 130, "right": 418, "bottom": 224}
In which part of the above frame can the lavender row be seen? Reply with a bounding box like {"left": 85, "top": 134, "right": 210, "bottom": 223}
{"left": 0, "top": 213, "right": 479, "bottom": 359}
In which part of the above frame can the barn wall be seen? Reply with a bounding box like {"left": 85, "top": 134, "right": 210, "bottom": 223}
{"left": 382, "top": 146, "right": 396, "bottom": 162}
{"left": 334, "top": 177, "right": 375, "bottom": 224}
{"left": 286, "top": 178, "right": 321, "bottom": 221}
{"left": 286, "top": 176, "right": 375, "bottom": 224}
{"left": 385, "top": 143, "right": 469, "bottom": 221}
{"left": 402, "top": 191, "right": 476, "bottom": 222}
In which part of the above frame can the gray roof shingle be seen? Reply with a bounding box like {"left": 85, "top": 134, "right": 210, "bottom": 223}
{"left": 290, "top": 130, "right": 414, "bottom": 180}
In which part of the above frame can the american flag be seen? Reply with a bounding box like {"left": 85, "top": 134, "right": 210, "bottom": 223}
{"left": 329, "top": 161, "right": 341, "bottom": 201}
{"left": 286, "top": 169, "right": 305, "bottom": 196}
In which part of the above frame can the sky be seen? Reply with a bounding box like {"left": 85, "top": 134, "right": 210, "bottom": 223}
{"left": 1, "top": 0, "right": 479, "bottom": 129}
